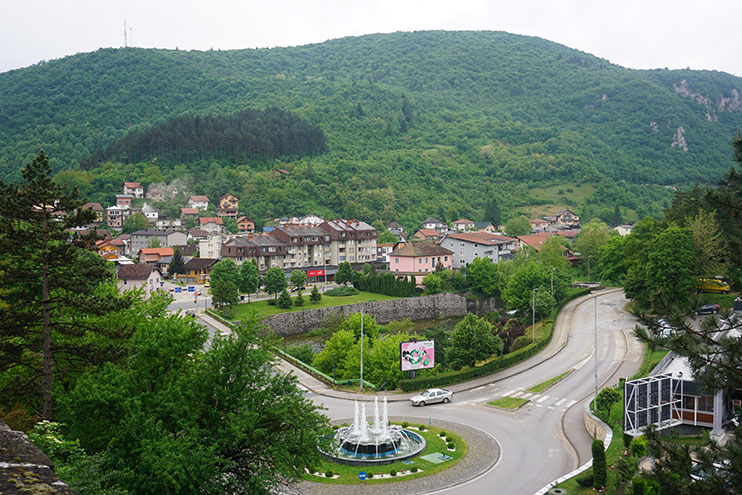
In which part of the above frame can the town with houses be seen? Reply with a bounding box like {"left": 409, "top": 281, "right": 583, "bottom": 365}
{"left": 79, "top": 181, "right": 637, "bottom": 296}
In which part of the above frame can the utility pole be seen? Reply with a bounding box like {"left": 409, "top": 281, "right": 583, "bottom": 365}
{"left": 551, "top": 267, "right": 555, "bottom": 295}
{"left": 587, "top": 255, "right": 592, "bottom": 284}
{"left": 360, "top": 306, "right": 364, "bottom": 392}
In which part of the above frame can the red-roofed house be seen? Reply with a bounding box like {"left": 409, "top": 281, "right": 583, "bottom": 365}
{"left": 187, "top": 195, "right": 209, "bottom": 210}
{"left": 530, "top": 219, "right": 549, "bottom": 232}
{"left": 96, "top": 239, "right": 122, "bottom": 259}
{"left": 412, "top": 229, "right": 441, "bottom": 241}
{"left": 452, "top": 219, "right": 476, "bottom": 232}
{"left": 439, "top": 232, "right": 517, "bottom": 268}
{"left": 123, "top": 182, "right": 144, "bottom": 198}
{"left": 82, "top": 203, "right": 104, "bottom": 223}
{"left": 217, "top": 193, "right": 239, "bottom": 218}
{"left": 180, "top": 207, "right": 199, "bottom": 219}
{"left": 117, "top": 264, "right": 161, "bottom": 298}
{"left": 237, "top": 216, "right": 255, "bottom": 233}
{"left": 199, "top": 217, "right": 224, "bottom": 234}
{"left": 516, "top": 232, "right": 557, "bottom": 251}
{"left": 138, "top": 247, "right": 175, "bottom": 263}
{"left": 389, "top": 242, "right": 453, "bottom": 285}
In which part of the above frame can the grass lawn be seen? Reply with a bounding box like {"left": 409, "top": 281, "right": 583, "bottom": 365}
{"left": 232, "top": 290, "right": 400, "bottom": 319}
{"left": 698, "top": 291, "right": 739, "bottom": 309}
{"left": 526, "top": 370, "right": 574, "bottom": 394}
{"left": 487, "top": 397, "right": 529, "bottom": 410}
{"left": 304, "top": 424, "right": 467, "bottom": 484}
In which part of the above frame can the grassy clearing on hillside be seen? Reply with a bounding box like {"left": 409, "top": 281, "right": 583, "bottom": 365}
{"left": 232, "top": 291, "right": 399, "bottom": 319}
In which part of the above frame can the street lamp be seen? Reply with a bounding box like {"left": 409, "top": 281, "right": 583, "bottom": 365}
{"left": 587, "top": 255, "right": 592, "bottom": 284}
{"left": 532, "top": 287, "right": 539, "bottom": 342}
{"left": 593, "top": 294, "right": 598, "bottom": 411}
{"left": 550, "top": 267, "right": 556, "bottom": 295}
{"left": 360, "top": 306, "right": 364, "bottom": 392}
{"left": 332, "top": 352, "right": 337, "bottom": 384}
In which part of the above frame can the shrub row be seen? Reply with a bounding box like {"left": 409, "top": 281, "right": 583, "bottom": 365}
{"left": 398, "top": 289, "right": 591, "bottom": 391}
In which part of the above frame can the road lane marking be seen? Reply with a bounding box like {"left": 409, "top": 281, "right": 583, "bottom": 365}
{"left": 536, "top": 395, "right": 550, "bottom": 403}
{"left": 522, "top": 392, "right": 535, "bottom": 399}
{"left": 555, "top": 398, "right": 567, "bottom": 406}
{"left": 566, "top": 399, "right": 577, "bottom": 408}
{"left": 511, "top": 391, "right": 525, "bottom": 398}
{"left": 472, "top": 386, "right": 486, "bottom": 392}
{"left": 503, "top": 389, "right": 515, "bottom": 396}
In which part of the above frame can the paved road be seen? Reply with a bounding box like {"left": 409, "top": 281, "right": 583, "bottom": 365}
{"left": 299, "top": 289, "right": 643, "bottom": 494}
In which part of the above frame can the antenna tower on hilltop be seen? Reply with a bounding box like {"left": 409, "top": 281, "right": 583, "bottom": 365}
{"left": 124, "top": 20, "right": 127, "bottom": 47}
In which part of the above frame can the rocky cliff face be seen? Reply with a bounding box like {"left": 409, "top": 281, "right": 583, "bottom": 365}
{"left": 673, "top": 79, "right": 742, "bottom": 118}
{"left": 671, "top": 126, "right": 688, "bottom": 152}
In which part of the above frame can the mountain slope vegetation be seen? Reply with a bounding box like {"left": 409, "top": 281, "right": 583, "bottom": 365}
{"left": 1, "top": 30, "right": 741, "bottom": 228}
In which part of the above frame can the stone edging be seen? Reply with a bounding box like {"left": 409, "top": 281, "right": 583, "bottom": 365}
{"left": 288, "top": 417, "right": 499, "bottom": 495}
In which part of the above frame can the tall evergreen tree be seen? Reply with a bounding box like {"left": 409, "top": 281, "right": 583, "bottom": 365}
{"left": 169, "top": 247, "right": 186, "bottom": 276}
{"left": 484, "top": 198, "right": 501, "bottom": 226}
{"left": 0, "top": 151, "right": 114, "bottom": 419}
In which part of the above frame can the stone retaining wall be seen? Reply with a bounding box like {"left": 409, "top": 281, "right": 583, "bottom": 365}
{"left": 264, "top": 293, "right": 468, "bottom": 336}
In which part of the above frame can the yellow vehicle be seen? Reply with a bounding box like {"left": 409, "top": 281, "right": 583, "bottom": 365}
{"left": 695, "top": 278, "right": 730, "bottom": 294}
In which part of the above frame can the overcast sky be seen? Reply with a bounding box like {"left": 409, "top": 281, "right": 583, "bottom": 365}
{"left": 2, "top": 0, "right": 740, "bottom": 77}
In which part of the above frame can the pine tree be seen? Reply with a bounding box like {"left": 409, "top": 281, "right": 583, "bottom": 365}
{"left": 592, "top": 439, "right": 607, "bottom": 489}
{"left": 169, "top": 247, "right": 186, "bottom": 276}
{"left": 278, "top": 289, "right": 293, "bottom": 309}
{"left": 310, "top": 285, "right": 321, "bottom": 303}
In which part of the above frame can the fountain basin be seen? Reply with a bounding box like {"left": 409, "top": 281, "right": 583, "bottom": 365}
{"left": 321, "top": 427, "right": 426, "bottom": 466}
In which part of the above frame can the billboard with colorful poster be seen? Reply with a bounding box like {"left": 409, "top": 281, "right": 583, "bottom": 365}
{"left": 307, "top": 269, "right": 325, "bottom": 277}
{"left": 400, "top": 340, "right": 435, "bottom": 371}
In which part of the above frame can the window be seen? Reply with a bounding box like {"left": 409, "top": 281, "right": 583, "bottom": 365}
{"left": 444, "top": 256, "right": 448, "bottom": 262}
{"left": 425, "top": 257, "right": 428, "bottom": 264}
{"left": 395, "top": 268, "right": 399, "bottom": 272}
{"left": 698, "top": 395, "right": 714, "bottom": 412}
{"left": 460, "top": 243, "right": 465, "bottom": 247}
{"left": 395, "top": 258, "right": 399, "bottom": 263}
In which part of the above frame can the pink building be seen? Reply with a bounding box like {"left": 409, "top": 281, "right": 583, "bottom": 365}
{"left": 117, "top": 264, "right": 162, "bottom": 298}
{"left": 389, "top": 242, "right": 453, "bottom": 285}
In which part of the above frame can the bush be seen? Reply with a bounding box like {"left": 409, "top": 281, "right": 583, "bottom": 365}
{"left": 267, "top": 299, "right": 277, "bottom": 305}
{"left": 310, "top": 286, "right": 322, "bottom": 303}
{"left": 447, "top": 442, "right": 455, "bottom": 449}
{"left": 324, "top": 470, "right": 334, "bottom": 478}
{"left": 445, "top": 436, "right": 454, "bottom": 443}
{"left": 367, "top": 472, "right": 374, "bottom": 478}
{"left": 510, "top": 335, "right": 531, "bottom": 352}
{"left": 410, "top": 466, "right": 418, "bottom": 473}
{"left": 596, "top": 387, "right": 621, "bottom": 414}
{"left": 389, "top": 469, "right": 397, "bottom": 477}
{"left": 286, "top": 344, "right": 314, "bottom": 364}
{"left": 324, "top": 286, "right": 359, "bottom": 296}
{"left": 401, "top": 422, "right": 409, "bottom": 427}
{"left": 439, "top": 431, "right": 447, "bottom": 437}
{"left": 294, "top": 291, "right": 304, "bottom": 306}
{"left": 575, "top": 470, "right": 594, "bottom": 487}
{"left": 630, "top": 436, "right": 647, "bottom": 457}
{"left": 418, "top": 424, "right": 427, "bottom": 430}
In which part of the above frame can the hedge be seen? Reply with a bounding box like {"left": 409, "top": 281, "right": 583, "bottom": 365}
{"left": 398, "top": 288, "right": 591, "bottom": 391}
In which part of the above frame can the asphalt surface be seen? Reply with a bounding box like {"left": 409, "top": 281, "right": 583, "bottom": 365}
{"left": 294, "top": 290, "right": 644, "bottom": 495}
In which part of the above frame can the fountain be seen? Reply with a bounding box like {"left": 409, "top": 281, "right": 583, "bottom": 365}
{"left": 321, "top": 397, "right": 426, "bottom": 466}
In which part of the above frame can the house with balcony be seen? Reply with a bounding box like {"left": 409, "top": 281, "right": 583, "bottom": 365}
{"left": 438, "top": 232, "right": 516, "bottom": 268}
{"left": 422, "top": 217, "right": 447, "bottom": 232}
{"left": 116, "top": 194, "right": 133, "bottom": 208}
{"left": 272, "top": 224, "right": 331, "bottom": 268}
{"left": 530, "top": 219, "right": 549, "bottom": 232}
{"left": 237, "top": 216, "right": 255, "bottom": 233}
{"left": 319, "top": 219, "right": 377, "bottom": 265}
{"left": 138, "top": 247, "right": 175, "bottom": 263}
{"left": 177, "top": 258, "right": 219, "bottom": 284}
{"left": 123, "top": 181, "right": 144, "bottom": 198}
{"left": 221, "top": 233, "right": 290, "bottom": 271}
{"left": 389, "top": 242, "right": 453, "bottom": 285}
{"left": 106, "top": 205, "right": 125, "bottom": 229}
{"left": 217, "top": 193, "right": 239, "bottom": 218}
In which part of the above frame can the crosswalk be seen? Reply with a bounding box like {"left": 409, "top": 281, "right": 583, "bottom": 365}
{"left": 467, "top": 387, "right": 578, "bottom": 411}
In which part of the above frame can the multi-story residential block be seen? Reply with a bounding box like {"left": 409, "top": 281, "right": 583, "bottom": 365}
{"left": 106, "top": 205, "right": 125, "bottom": 229}
{"left": 319, "top": 219, "right": 377, "bottom": 264}
{"left": 389, "top": 242, "right": 453, "bottom": 285}
{"left": 187, "top": 195, "right": 209, "bottom": 210}
{"left": 221, "top": 233, "right": 289, "bottom": 270}
{"left": 438, "top": 232, "right": 517, "bottom": 269}
{"left": 129, "top": 230, "right": 187, "bottom": 255}
{"left": 376, "top": 242, "right": 395, "bottom": 265}
{"left": 217, "top": 193, "right": 239, "bottom": 218}
{"left": 198, "top": 235, "right": 223, "bottom": 259}
{"left": 123, "top": 182, "right": 144, "bottom": 198}
{"left": 272, "top": 225, "right": 332, "bottom": 268}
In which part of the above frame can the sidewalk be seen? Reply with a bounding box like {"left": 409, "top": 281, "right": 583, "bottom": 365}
{"left": 272, "top": 288, "right": 624, "bottom": 402}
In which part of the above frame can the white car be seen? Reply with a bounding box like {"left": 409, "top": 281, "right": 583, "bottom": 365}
{"left": 410, "top": 388, "right": 453, "bottom": 407}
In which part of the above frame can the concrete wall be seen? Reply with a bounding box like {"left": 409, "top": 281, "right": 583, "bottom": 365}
{"left": 264, "top": 292, "right": 469, "bottom": 336}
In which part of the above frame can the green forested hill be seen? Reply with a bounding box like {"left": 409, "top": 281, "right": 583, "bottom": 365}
{"left": 1, "top": 30, "right": 741, "bottom": 228}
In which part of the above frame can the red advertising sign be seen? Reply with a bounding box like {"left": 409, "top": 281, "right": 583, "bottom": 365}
{"left": 307, "top": 269, "right": 325, "bottom": 277}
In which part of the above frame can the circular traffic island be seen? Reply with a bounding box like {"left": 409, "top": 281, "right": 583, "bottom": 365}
{"left": 296, "top": 416, "right": 498, "bottom": 495}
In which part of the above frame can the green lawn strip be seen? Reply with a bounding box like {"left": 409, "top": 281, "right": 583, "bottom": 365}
{"left": 487, "top": 397, "right": 529, "bottom": 410}
{"left": 231, "top": 291, "right": 399, "bottom": 319}
{"left": 526, "top": 369, "right": 574, "bottom": 394}
{"left": 302, "top": 424, "right": 466, "bottom": 484}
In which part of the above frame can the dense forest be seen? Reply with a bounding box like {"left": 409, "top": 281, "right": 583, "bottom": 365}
{"left": 80, "top": 108, "right": 326, "bottom": 167}
{"left": 1, "top": 30, "right": 741, "bottom": 229}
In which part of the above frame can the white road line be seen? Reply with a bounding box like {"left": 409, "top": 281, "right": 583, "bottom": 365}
{"left": 555, "top": 398, "right": 567, "bottom": 406}
{"left": 536, "top": 395, "right": 550, "bottom": 403}
{"left": 503, "top": 389, "right": 516, "bottom": 396}
{"left": 548, "top": 406, "right": 555, "bottom": 409}
{"left": 522, "top": 392, "right": 535, "bottom": 399}
{"left": 511, "top": 391, "right": 525, "bottom": 398}
{"left": 566, "top": 399, "right": 577, "bottom": 408}
{"left": 296, "top": 384, "right": 308, "bottom": 392}
{"left": 472, "top": 386, "right": 486, "bottom": 392}
{"left": 574, "top": 354, "right": 592, "bottom": 370}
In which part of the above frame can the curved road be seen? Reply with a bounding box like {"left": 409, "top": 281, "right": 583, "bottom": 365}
{"left": 300, "top": 289, "right": 644, "bottom": 494}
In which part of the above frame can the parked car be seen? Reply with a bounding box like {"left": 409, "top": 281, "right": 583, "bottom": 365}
{"left": 410, "top": 388, "right": 453, "bottom": 406}
{"left": 185, "top": 310, "right": 196, "bottom": 318}
{"left": 654, "top": 318, "right": 677, "bottom": 338}
{"left": 695, "top": 303, "right": 721, "bottom": 315}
